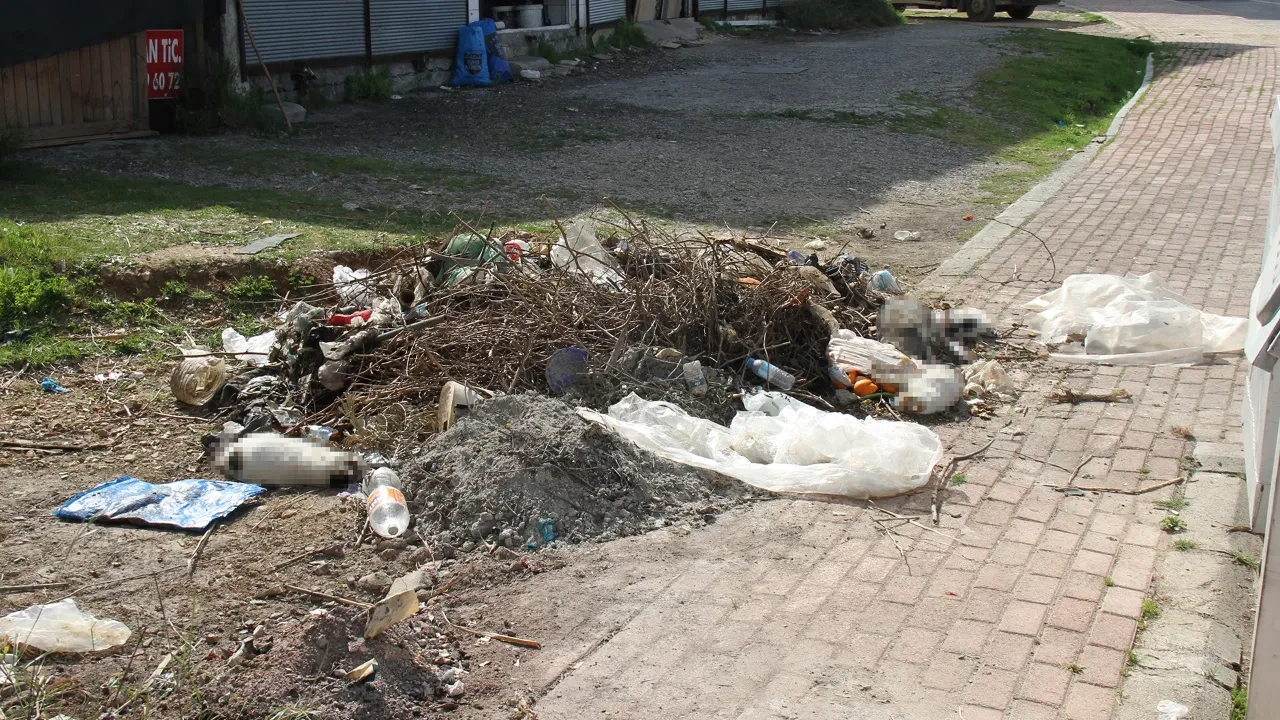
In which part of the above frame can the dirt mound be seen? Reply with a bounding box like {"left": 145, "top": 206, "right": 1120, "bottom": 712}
{"left": 403, "top": 394, "right": 751, "bottom": 549}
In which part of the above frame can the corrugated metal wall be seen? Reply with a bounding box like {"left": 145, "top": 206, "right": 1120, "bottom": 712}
{"left": 588, "top": 0, "right": 626, "bottom": 26}
{"left": 241, "top": 0, "right": 367, "bottom": 64}
{"left": 725, "top": 0, "right": 763, "bottom": 11}
{"left": 370, "top": 0, "right": 465, "bottom": 55}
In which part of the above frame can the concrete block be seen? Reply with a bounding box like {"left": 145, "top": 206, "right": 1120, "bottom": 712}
{"left": 508, "top": 55, "right": 552, "bottom": 75}
{"left": 1193, "top": 442, "right": 1245, "bottom": 475}
{"left": 265, "top": 101, "right": 306, "bottom": 124}
{"left": 638, "top": 18, "right": 700, "bottom": 44}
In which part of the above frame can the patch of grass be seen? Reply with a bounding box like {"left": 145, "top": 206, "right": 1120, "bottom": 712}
{"left": 1154, "top": 497, "right": 1188, "bottom": 511}
{"left": 178, "top": 60, "right": 280, "bottom": 133}
{"left": 267, "top": 702, "right": 320, "bottom": 720}
{"left": 224, "top": 275, "right": 276, "bottom": 301}
{"left": 950, "top": 472, "right": 968, "bottom": 486}
{"left": 1233, "top": 552, "right": 1260, "bottom": 570}
{"left": 1179, "top": 454, "right": 1202, "bottom": 476}
{"left": 162, "top": 280, "right": 191, "bottom": 300}
{"left": 1139, "top": 466, "right": 1151, "bottom": 475}
{"left": 0, "top": 220, "right": 74, "bottom": 331}
{"left": 0, "top": 334, "right": 92, "bottom": 368}
{"left": 595, "top": 20, "right": 650, "bottom": 51}
{"left": 1104, "top": 576, "right": 1114, "bottom": 587}
{"left": 345, "top": 67, "right": 393, "bottom": 102}
{"left": 1160, "top": 515, "right": 1186, "bottom": 533}
{"left": 1173, "top": 538, "right": 1197, "bottom": 551}
{"left": 780, "top": 0, "right": 903, "bottom": 30}
{"left": 1140, "top": 598, "right": 1161, "bottom": 627}
{"left": 0, "top": 126, "right": 27, "bottom": 169}
{"left": 893, "top": 32, "right": 1153, "bottom": 203}
{"left": 1066, "top": 663, "right": 1084, "bottom": 674}
{"left": 1231, "top": 685, "right": 1248, "bottom": 720}
{"left": 1127, "top": 650, "right": 1139, "bottom": 666}
{"left": 536, "top": 42, "right": 564, "bottom": 65}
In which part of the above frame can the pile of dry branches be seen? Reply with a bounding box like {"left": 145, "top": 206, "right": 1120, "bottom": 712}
{"left": 274, "top": 218, "right": 885, "bottom": 431}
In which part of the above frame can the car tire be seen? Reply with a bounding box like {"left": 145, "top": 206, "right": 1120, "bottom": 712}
{"left": 966, "top": 0, "right": 997, "bottom": 21}
{"left": 1006, "top": 5, "right": 1034, "bottom": 18}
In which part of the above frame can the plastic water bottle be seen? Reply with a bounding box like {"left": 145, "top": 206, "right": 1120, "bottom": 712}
{"left": 364, "top": 467, "right": 410, "bottom": 538}
{"left": 745, "top": 358, "right": 795, "bottom": 391}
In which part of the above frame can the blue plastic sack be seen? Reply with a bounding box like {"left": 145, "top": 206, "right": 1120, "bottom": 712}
{"left": 475, "top": 19, "right": 512, "bottom": 84}
{"left": 452, "top": 24, "right": 490, "bottom": 87}
{"left": 54, "top": 476, "right": 265, "bottom": 531}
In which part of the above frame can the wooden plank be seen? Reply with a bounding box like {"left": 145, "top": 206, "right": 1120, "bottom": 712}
{"left": 78, "top": 47, "right": 93, "bottom": 122}
{"left": 112, "top": 36, "right": 130, "bottom": 126}
{"left": 25, "top": 123, "right": 155, "bottom": 145}
{"left": 58, "top": 49, "right": 78, "bottom": 131}
{"left": 88, "top": 42, "right": 103, "bottom": 122}
{"left": 99, "top": 40, "right": 115, "bottom": 121}
{"left": 42, "top": 57, "right": 62, "bottom": 127}
{"left": 0, "top": 65, "right": 14, "bottom": 128}
{"left": 24, "top": 60, "right": 43, "bottom": 126}
{"left": 11, "top": 62, "right": 29, "bottom": 127}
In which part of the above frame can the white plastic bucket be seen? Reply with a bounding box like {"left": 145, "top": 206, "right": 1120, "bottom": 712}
{"left": 516, "top": 4, "right": 544, "bottom": 27}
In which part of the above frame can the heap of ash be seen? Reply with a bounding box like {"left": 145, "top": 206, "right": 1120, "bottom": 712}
{"left": 400, "top": 394, "right": 750, "bottom": 549}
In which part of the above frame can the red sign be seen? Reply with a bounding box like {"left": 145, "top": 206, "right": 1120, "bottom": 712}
{"left": 146, "top": 30, "right": 184, "bottom": 99}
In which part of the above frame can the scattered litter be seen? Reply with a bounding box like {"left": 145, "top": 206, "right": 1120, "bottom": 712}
{"left": 803, "top": 240, "right": 827, "bottom": 251}
{"left": 214, "top": 434, "right": 360, "bottom": 486}
{"left": 962, "top": 215, "right": 974, "bottom": 221}
{"left": 520, "top": 69, "right": 542, "bottom": 80}
{"left": 40, "top": 377, "right": 69, "bottom": 393}
{"left": 364, "top": 590, "right": 419, "bottom": 639}
{"left": 0, "top": 599, "right": 131, "bottom": 652}
{"left": 345, "top": 658, "right": 378, "bottom": 682}
{"left": 333, "top": 265, "right": 376, "bottom": 307}
{"left": 661, "top": 39, "right": 682, "bottom": 49}
{"left": 580, "top": 392, "right": 942, "bottom": 498}
{"left": 438, "top": 380, "right": 484, "bottom": 431}
{"left": 745, "top": 358, "right": 795, "bottom": 390}
{"left": 1025, "top": 273, "right": 1247, "bottom": 363}
{"left": 54, "top": 476, "right": 266, "bottom": 531}
{"left": 222, "top": 328, "right": 277, "bottom": 366}
{"left": 963, "top": 359, "right": 1016, "bottom": 399}
{"left": 871, "top": 267, "right": 902, "bottom": 294}
{"left": 1156, "top": 700, "right": 1189, "bottom": 720}
{"left": 234, "top": 232, "right": 301, "bottom": 255}
{"left": 365, "top": 466, "right": 410, "bottom": 538}
{"left": 892, "top": 230, "right": 921, "bottom": 242}
{"left": 546, "top": 347, "right": 590, "bottom": 393}
{"left": 171, "top": 352, "right": 227, "bottom": 407}
{"left": 1048, "top": 387, "right": 1131, "bottom": 404}
{"left": 551, "top": 221, "right": 623, "bottom": 291}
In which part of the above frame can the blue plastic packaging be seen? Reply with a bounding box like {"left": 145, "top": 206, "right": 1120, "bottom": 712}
{"left": 54, "top": 476, "right": 265, "bottom": 531}
{"left": 452, "top": 24, "right": 490, "bottom": 86}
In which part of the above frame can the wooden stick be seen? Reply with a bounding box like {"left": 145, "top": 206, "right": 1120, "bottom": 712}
{"left": 59, "top": 566, "right": 186, "bottom": 600}
{"left": 0, "top": 582, "right": 69, "bottom": 594}
{"left": 1049, "top": 477, "right": 1182, "bottom": 495}
{"left": 931, "top": 434, "right": 999, "bottom": 524}
{"left": 1067, "top": 454, "right": 1095, "bottom": 486}
{"left": 237, "top": 0, "right": 292, "bottom": 131}
{"left": 269, "top": 543, "right": 340, "bottom": 574}
{"left": 284, "top": 584, "right": 372, "bottom": 609}
{"left": 0, "top": 438, "right": 114, "bottom": 451}
{"left": 187, "top": 523, "right": 216, "bottom": 578}
{"left": 440, "top": 609, "right": 541, "bottom": 649}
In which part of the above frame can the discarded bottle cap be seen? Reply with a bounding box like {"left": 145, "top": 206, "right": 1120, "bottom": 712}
{"left": 171, "top": 354, "right": 228, "bottom": 407}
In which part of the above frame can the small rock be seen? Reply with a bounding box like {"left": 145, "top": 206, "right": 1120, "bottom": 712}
{"left": 507, "top": 560, "right": 523, "bottom": 573}
{"left": 493, "top": 546, "right": 519, "bottom": 561}
{"left": 803, "top": 240, "right": 827, "bottom": 251}
{"left": 319, "top": 546, "right": 345, "bottom": 559}
{"left": 389, "top": 569, "right": 432, "bottom": 596}
{"left": 435, "top": 544, "right": 457, "bottom": 560}
{"left": 661, "top": 40, "right": 682, "bottom": 49}
{"left": 592, "top": 53, "right": 613, "bottom": 61}
{"left": 376, "top": 538, "right": 408, "bottom": 551}
{"left": 438, "top": 668, "right": 457, "bottom": 684}
{"left": 445, "top": 680, "right": 465, "bottom": 698}
{"left": 379, "top": 548, "right": 399, "bottom": 561}
{"left": 461, "top": 541, "right": 476, "bottom": 553}
{"left": 498, "top": 529, "right": 518, "bottom": 547}
{"left": 356, "top": 571, "right": 393, "bottom": 592}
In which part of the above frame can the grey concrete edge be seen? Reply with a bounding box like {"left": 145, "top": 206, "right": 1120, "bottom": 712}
{"left": 914, "top": 52, "right": 1156, "bottom": 298}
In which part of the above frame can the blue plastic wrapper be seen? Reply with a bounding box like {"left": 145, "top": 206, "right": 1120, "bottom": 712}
{"left": 54, "top": 477, "right": 266, "bottom": 531}
{"left": 40, "top": 377, "right": 69, "bottom": 393}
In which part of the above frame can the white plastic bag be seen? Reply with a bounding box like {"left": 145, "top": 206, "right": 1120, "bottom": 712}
{"left": 1155, "top": 700, "right": 1189, "bottom": 720}
{"left": 0, "top": 599, "right": 131, "bottom": 652}
{"left": 827, "top": 331, "right": 918, "bottom": 378}
{"left": 551, "top": 221, "right": 624, "bottom": 291}
{"left": 963, "top": 360, "right": 1016, "bottom": 399}
{"left": 222, "top": 328, "right": 278, "bottom": 366}
{"left": 333, "top": 265, "right": 375, "bottom": 307}
{"left": 1025, "top": 273, "right": 1246, "bottom": 364}
{"left": 578, "top": 392, "right": 942, "bottom": 498}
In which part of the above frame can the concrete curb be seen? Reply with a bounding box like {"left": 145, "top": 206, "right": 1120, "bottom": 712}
{"left": 916, "top": 52, "right": 1156, "bottom": 297}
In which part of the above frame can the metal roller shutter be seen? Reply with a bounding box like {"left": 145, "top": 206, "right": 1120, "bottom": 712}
{"left": 370, "top": 0, "right": 466, "bottom": 56}
{"left": 726, "top": 0, "right": 763, "bottom": 11}
{"left": 241, "top": 0, "right": 366, "bottom": 64}
{"left": 588, "top": 0, "right": 626, "bottom": 26}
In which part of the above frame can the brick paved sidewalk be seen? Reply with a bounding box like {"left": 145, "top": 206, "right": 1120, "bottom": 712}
{"left": 482, "top": 4, "right": 1277, "bottom": 719}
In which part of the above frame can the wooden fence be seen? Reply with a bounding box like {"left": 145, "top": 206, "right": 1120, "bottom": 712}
{"left": 0, "top": 32, "right": 152, "bottom": 147}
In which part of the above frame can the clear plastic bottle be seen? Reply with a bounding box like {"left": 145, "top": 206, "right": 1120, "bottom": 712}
{"left": 364, "top": 467, "right": 410, "bottom": 538}
{"left": 745, "top": 358, "right": 795, "bottom": 391}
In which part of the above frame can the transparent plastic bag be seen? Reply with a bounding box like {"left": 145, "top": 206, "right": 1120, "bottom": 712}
{"left": 0, "top": 599, "right": 131, "bottom": 653}
{"left": 1155, "top": 700, "right": 1189, "bottom": 720}
{"left": 551, "top": 221, "right": 624, "bottom": 291}
{"left": 1025, "top": 273, "right": 1246, "bottom": 363}
{"left": 222, "top": 328, "right": 277, "bottom": 366}
{"left": 578, "top": 392, "right": 942, "bottom": 498}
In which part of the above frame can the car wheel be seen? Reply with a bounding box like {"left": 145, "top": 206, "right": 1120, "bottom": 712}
{"left": 1006, "top": 5, "right": 1034, "bottom": 18}
{"left": 966, "top": 0, "right": 997, "bottom": 21}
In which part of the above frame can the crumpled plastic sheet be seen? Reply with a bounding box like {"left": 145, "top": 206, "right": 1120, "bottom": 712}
{"left": 222, "top": 327, "right": 277, "bottom": 366}
{"left": 1025, "top": 273, "right": 1247, "bottom": 364}
{"left": 0, "top": 598, "right": 131, "bottom": 653}
{"left": 578, "top": 392, "right": 942, "bottom": 498}
{"left": 54, "top": 476, "right": 265, "bottom": 531}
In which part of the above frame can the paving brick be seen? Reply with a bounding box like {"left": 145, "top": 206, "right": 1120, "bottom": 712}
{"left": 923, "top": 652, "right": 978, "bottom": 692}
{"left": 964, "top": 588, "right": 1012, "bottom": 624}
{"left": 1046, "top": 596, "right": 1098, "bottom": 633}
{"left": 878, "top": 574, "right": 928, "bottom": 605}
{"left": 852, "top": 600, "right": 912, "bottom": 635}
{"left": 1063, "top": 681, "right": 1118, "bottom": 720}
{"left": 1089, "top": 612, "right": 1138, "bottom": 651}
{"left": 1101, "top": 587, "right": 1146, "bottom": 620}
{"left": 1018, "top": 662, "right": 1073, "bottom": 706}
{"left": 999, "top": 600, "right": 1048, "bottom": 636}
{"left": 964, "top": 668, "right": 1020, "bottom": 710}
{"left": 1110, "top": 545, "right": 1158, "bottom": 591}
{"left": 1034, "top": 626, "right": 1086, "bottom": 666}
{"left": 1040, "top": 529, "right": 1082, "bottom": 554}
{"left": 989, "top": 540, "right": 1036, "bottom": 566}
{"left": 1060, "top": 570, "right": 1106, "bottom": 603}
{"left": 1028, "top": 550, "right": 1072, "bottom": 578}
{"left": 1009, "top": 700, "right": 1061, "bottom": 720}
{"left": 1071, "top": 550, "right": 1116, "bottom": 577}
{"left": 1077, "top": 644, "right": 1127, "bottom": 688}
{"left": 1012, "top": 574, "right": 1060, "bottom": 605}
{"left": 833, "top": 632, "right": 892, "bottom": 669}
{"left": 943, "top": 619, "right": 994, "bottom": 655}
